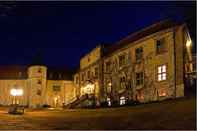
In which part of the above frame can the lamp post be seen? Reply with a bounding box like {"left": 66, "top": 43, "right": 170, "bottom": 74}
{"left": 10, "top": 88, "right": 23, "bottom": 105}
{"left": 9, "top": 88, "right": 24, "bottom": 114}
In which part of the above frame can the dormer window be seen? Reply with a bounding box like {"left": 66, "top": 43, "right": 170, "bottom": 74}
{"left": 19, "top": 72, "right": 22, "bottom": 77}
{"left": 58, "top": 73, "right": 62, "bottom": 79}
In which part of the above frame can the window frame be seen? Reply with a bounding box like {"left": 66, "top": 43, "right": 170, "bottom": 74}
{"left": 118, "top": 53, "right": 127, "bottom": 68}
{"left": 157, "top": 64, "right": 168, "bottom": 82}
{"left": 155, "top": 37, "right": 167, "bottom": 55}
{"left": 53, "top": 85, "right": 61, "bottom": 92}
{"left": 105, "top": 60, "right": 111, "bottom": 72}
{"left": 135, "top": 72, "right": 144, "bottom": 86}
{"left": 135, "top": 47, "right": 143, "bottom": 63}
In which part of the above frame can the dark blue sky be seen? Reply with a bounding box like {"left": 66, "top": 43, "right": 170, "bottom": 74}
{"left": 0, "top": 1, "right": 195, "bottom": 68}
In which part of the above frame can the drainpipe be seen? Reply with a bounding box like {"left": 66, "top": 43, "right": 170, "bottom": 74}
{"left": 173, "top": 27, "right": 176, "bottom": 98}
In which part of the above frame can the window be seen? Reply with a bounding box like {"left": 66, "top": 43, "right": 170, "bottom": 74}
{"left": 49, "top": 73, "right": 53, "bottom": 79}
{"left": 156, "top": 38, "right": 166, "bottom": 54}
{"left": 119, "top": 54, "right": 126, "bottom": 67}
{"left": 58, "top": 73, "right": 62, "bottom": 79}
{"left": 87, "top": 71, "right": 90, "bottom": 79}
{"left": 38, "top": 68, "right": 42, "bottom": 73}
{"left": 88, "top": 57, "right": 90, "bottom": 62}
{"left": 136, "top": 72, "right": 144, "bottom": 86}
{"left": 75, "top": 76, "right": 79, "bottom": 84}
{"left": 159, "top": 89, "right": 167, "bottom": 97}
{"left": 81, "top": 73, "right": 84, "bottom": 81}
{"left": 37, "top": 80, "right": 42, "bottom": 84}
{"left": 120, "top": 76, "right": 126, "bottom": 83}
{"left": 95, "top": 67, "right": 98, "bottom": 77}
{"left": 107, "top": 98, "right": 111, "bottom": 106}
{"left": 37, "top": 89, "right": 41, "bottom": 96}
{"left": 19, "top": 72, "right": 22, "bottom": 77}
{"left": 105, "top": 61, "right": 111, "bottom": 72}
{"left": 120, "top": 96, "right": 126, "bottom": 105}
{"left": 157, "top": 65, "right": 167, "bottom": 81}
{"left": 53, "top": 85, "right": 61, "bottom": 92}
{"left": 135, "top": 47, "right": 143, "bottom": 62}
{"left": 107, "top": 81, "right": 112, "bottom": 93}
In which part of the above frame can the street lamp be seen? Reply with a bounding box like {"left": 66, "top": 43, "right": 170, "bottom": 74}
{"left": 9, "top": 88, "right": 24, "bottom": 114}
{"left": 10, "top": 88, "right": 23, "bottom": 104}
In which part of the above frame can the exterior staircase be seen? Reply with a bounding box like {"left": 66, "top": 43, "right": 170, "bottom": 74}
{"left": 66, "top": 94, "right": 89, "bottom": 109}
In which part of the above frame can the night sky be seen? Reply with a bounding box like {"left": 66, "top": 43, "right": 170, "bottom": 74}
{"left": 0, "top": 1, "right": 195, "bottom": 69}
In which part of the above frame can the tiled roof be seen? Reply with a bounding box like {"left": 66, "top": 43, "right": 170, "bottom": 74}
{"left": 0, "top": 65, "right": 28, "bottom": 79}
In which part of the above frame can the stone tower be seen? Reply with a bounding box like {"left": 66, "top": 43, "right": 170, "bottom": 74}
{"left": 27, "top": 65, "right": 47, "bottom": 108}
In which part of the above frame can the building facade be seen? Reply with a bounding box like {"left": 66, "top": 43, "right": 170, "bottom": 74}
{"left": 0, "top": 65, "right": 77, "bottom": 108}
{"left": 0, "top": 20, "right": 194, "bottom": 108}
{"left": 73, "top": 20, "right": 193, "bottom": 107}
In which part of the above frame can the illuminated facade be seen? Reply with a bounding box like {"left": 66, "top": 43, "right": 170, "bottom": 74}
{"left": 0, "top": 65, "right": 77, "bottom": 108}
{"left": 74, "top": 20, "right": 193, "bottom": 106}
{"left": 0, "top": 20, "right": 193, "bottom": 108}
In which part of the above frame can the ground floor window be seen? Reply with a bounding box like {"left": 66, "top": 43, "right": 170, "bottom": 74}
{"left": 120, "top": 96, "right": 126, "bottom": 105}
{"left": 107, "top": 98, "right": 111, "bottom": 106}
{"left": 159, "top": 89, "right": 167, "bottom": 97}
{"left": 81, "top": 83, "right": 95, "bottom": 95}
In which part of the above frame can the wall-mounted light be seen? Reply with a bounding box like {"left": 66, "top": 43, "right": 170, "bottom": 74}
{"left": 10, "top": 88, "right": 23, "bottom": 96}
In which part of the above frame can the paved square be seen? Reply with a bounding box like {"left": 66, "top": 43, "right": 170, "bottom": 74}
{"left": 0, "top": 97, "right": 195, "bottom": 130}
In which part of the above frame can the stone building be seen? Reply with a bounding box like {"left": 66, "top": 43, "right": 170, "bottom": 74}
{"left": 73, "top": 20, "right": 193, "bottom": 107}
{"left": 73, "top": 45, "right": 109, "bottom": 107}
{"left": 0, "top": 20, "right": 193, "bottom": 108}
{"left": 0, "top": 65, "right": 77, "bottom": 108}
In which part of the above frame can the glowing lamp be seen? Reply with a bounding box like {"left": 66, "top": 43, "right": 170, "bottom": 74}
{"left": 10, "top": 89, "right": 23, "bottom": 96}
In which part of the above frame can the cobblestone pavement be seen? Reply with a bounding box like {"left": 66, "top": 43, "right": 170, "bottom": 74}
{"left": 0, "top": 97, "right": 196, "bottom": 130}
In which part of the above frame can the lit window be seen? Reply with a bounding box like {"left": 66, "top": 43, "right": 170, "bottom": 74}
{"left": 83, "top": 84, "right": 94, "bottom": 94}
{"left": 157, "top": 65, "right": 167, "bottom": 81}
{"left": 120, "top": 96, "right": 126, "bottom": 105}
{"left": 107, "top": 98, "right": 111, "bottom": 106}
{"left": 159, "top": 90, "right": 167, "bottom": 96}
